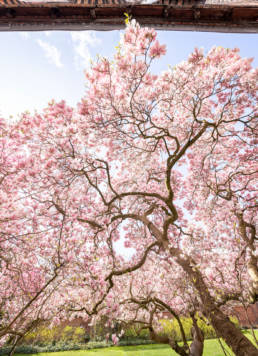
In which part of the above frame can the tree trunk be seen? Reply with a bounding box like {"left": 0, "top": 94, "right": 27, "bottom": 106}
{"left": 189, "top": 315, "right": 204, "bottom": 356}
{"left": 248, "top": 254, "right": 258, "bottom": 303}
{"left": 208, "top": 309, "right": 258, "bottom": 356}
{"left": 8, "top": 334, "right": 21, "bottom": 356}
{"left": 149, "top": 327, "right": 189, "bottom": 356}
{"left": 174, "top": 252, "right": 258, "bottom": 356}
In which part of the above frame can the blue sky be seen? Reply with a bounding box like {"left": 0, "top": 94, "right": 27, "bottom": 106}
{"left": 0, "top": 28, "right": 257, "bottom": 118}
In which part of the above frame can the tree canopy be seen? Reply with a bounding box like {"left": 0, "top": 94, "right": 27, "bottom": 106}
{"left": 0, "top": 20, "right": 257, "bottom": 356}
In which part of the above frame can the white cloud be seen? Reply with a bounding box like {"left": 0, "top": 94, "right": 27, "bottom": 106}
{"left": 44, "top": 31, "right": 52, "bottom": 37}
{"left": 20, "top": 32, "right": 30, "bottom": 40}
{"left": 70, "top": 31, "right": 101, "bottom": 69}
{"left": 37, "top": 39, "right": 63, "bottom": 68}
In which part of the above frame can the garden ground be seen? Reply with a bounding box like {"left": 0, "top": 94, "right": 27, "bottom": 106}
{"left": 13, "top": 330, "right": 258, "bottom": 356}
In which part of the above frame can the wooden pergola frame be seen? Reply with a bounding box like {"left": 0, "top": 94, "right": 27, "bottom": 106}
{"left": 0, "top": 1, "right": 257, "bottom": 32}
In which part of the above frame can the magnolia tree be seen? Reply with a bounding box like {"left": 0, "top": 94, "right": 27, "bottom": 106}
{"left": 0, "top": 120, "right": 69, "bottom": 354}
{"left": 0, "top": 20, "right": 257, "bottom": 356}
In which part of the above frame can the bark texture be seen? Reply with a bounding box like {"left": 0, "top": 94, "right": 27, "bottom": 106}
{"left": 189, "top": 316, "right": 204, "bottom": 356}
{"left": 175, "top": 254, "right": 258, "bottom": 356}
{"left": 248, "top": 254, "right": 258, "bottom": 303}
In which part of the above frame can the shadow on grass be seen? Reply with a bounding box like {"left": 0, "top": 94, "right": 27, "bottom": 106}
{"left": 116, "top": 344, "right": 169, "bottom": 352}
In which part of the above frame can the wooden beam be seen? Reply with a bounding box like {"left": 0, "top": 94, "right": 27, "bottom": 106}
{"left": 0, "top": 1, "right": 257, "bottom": 33}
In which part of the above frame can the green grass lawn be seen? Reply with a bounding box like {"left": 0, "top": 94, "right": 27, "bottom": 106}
{"left": 13, "top": 330, "right": 258, "bottom": 356}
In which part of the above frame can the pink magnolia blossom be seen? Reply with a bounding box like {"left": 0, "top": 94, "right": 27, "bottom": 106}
{"left": 112, "top": 333, "right": 119, "bottom": 345}
{"left": 149, "top": 40, "right": 166, "bottom": 58}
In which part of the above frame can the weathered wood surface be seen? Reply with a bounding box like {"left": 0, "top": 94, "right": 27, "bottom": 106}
{"left": 0, "top": 0, "right": 257, "bottom": 32}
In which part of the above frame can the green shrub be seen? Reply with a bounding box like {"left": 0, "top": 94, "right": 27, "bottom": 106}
{"left": 158, "top": 316, "right": 214, "bottom": 342}
{"left": 0, "top": 345, "right": 39, "bottom": 355}
{"left": 119, "top": 339, "right": 154, "bottom": 346}
{"left": 158, "top": 314, "right": 239, "bottom": 342}
{"left": 123, "top": 323, "right": 149, "bottom": 340}
{"left": 23, "top": 325, "right": 86, "bottom": 346}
